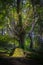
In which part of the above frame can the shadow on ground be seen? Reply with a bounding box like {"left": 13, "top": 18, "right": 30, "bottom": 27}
{"left": 0, "top": 57, "right": 43, "bottom": 65}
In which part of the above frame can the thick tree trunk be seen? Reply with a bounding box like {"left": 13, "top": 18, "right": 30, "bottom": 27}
{"left": 17, "top": 0, "right": 25, "bottom": 49}
{"left": 19, "top": 37, "right": 24, "bottom": 49}
{"left": 19, "top": 30, "right": 25, "bottom": 49}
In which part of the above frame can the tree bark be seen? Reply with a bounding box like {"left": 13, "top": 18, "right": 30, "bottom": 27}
{"left": 17, "top": 0, "right": 25, "bottom": 49}
{"left": 19, "top": 30, "right": 25, "bottom": 49}
{"left": 29, "top": 33, "right": 33, "bottom": 49}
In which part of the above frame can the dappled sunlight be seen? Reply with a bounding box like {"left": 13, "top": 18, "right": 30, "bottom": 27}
{"left": 12, "top": 48, "right": 25, "bottom": 57}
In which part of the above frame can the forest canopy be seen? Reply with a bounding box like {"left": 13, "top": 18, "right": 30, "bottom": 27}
{"left": 0, "top": 0, "right": 43, "bottom": 57}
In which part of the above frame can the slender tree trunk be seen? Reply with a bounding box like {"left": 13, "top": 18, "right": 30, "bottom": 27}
{"left": 9, "top": 47, "right": 15, "bottom": 56}
{"left": 29, "top": 0, "right": 37, "bottom": 49}
{"left": 30, "top": 38, "right": 33, "bottom": 48}
{"left": 2, "top": 28, "right": 4, "bottom": 35}
{"left": 9, "top": 44, "right": 19, "bottom": 56}
{"left": 29, "top": 33, "right": 33, "bottom": 49}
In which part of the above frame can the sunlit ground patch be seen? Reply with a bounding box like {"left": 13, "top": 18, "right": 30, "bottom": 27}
{"left": 12, "top": 48, "right": 25, "bottom": 57}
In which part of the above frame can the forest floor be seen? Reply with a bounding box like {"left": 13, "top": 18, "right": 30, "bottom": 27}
{"left": 0, "top": 48, "right": 43, "bottom": 65}
{"left": 0, "top": 54, "right": 43, "bottom": 65}
{"left": 0, "top": 57, "right": 42, "bottom": 65}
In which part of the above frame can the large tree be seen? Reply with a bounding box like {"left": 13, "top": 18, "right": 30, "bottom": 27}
{"left": 0, "top": 0, "right": 41, "bottom": 55}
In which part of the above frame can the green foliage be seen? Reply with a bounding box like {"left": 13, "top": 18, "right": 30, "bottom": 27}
{"left": 0, "top": 35, "right": 11, "bottom": 44}
{"left": 0, "top": 0, "right": 43, "bottom": 57}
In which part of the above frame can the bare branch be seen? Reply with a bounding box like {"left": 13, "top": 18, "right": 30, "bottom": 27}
{"left": 30, "top": 16, "right": 39, "bottom": 32}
